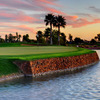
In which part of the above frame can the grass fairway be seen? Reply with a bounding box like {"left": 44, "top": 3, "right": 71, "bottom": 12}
{"left": 0, "top": 46, "right": 77, "bottom": 55}
{"left": 0, "top": 46, "right": 95, "bottom": 76}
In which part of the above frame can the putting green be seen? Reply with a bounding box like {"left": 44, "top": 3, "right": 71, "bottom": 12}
{"left": 0, "top": 46, "right": 78, "bottom": 55}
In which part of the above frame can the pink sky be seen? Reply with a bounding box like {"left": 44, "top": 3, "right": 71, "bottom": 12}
{"left": 0, "top": 0, "right": 100, "bottom": 40}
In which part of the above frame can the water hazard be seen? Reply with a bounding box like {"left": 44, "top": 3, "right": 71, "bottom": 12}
{"left": 0, "top": 51, "right": 100, "bottom": 100}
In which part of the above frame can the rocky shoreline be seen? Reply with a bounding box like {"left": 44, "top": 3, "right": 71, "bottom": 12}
{"left": 0, "top": 52, "right": 99, "bottom": 82}
{"left": 0, "top": 73, "right": 24, "bottom": 82}
{"left": 15, "top": 52, "right": 99, "bottom": 76}
{"left": 31, "top": 61, "right": 99, "bottom": 78}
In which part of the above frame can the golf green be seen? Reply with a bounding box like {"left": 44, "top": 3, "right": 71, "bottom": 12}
{"left": 0, "top": 46, "right": 77, "bottom": 55}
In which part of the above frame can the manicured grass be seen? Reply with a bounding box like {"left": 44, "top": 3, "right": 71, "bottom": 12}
{"left": 0, "top": 46, "right": 95, "bottom": 76}
{"left": 0, "top": 42, "right": 37, "bottom": 47}
{"left": 0, "top": 59, "right": 19, "bottom": 76}
{"left": 0, "top": 43, "right": 22, "bottom": 47}
{"left": 0, "top": 46, "right": 78, "bottom": 55}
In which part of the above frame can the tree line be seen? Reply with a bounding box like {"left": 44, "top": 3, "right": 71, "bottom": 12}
{"left": 0, "top": 33, "right": 35, "bottom": 43}
{"left": 0, "top": 13, "right": 100, "bottom": 45}
{"left": 36, "top": 13, "right": 100, "bottom": 45}
{"left": 36, "top": 28, "right": 66, "bottom": 45}
{"left": 44, "top": 14, "right": 66, "bottom": 45}
{"left": 5, "top": 32, "right": 21, "bottom": 43}
{"left": 67, "top": 33, "right": 100, "bottom": 45}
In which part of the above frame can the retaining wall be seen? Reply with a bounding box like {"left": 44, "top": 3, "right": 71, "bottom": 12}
{"left": 0, "top": 73, "right": 24, "bottom": 82}
{"left": 14, "top": 52, "right": 99, "bottom": 76}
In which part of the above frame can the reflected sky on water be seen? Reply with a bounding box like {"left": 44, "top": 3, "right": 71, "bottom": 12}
{"left": 0, "top": 50, "right": 100, "bottom": 100}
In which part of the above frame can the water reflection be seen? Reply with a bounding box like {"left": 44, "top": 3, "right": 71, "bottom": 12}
{"left": 0, "top": 51, "right": 100, "bottom": 100}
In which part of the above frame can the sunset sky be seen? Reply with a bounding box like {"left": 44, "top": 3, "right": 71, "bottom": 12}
{"left": 0, "top": 0, "right": 100, "bottom": 40}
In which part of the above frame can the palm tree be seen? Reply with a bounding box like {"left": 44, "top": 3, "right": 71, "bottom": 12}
{"left": 95, "top": 34, "right": 100, "bottom": 42}
{"left": 5, "top": 34, "right": 8, "bottom": 42}
{"left": 54, "top": 15, "right": 66, "bottom": 45}
{"left": 13, "top": 36, "right": 16, "bottom": 42}
{"left": 16, "top": 32, "right": 18, "bottom": 42}
{"left": 18, "top": 35, "right": 21, "bottom": 42}
{"left": 0, "top": 36, "right": 1, "bottom": 42}
{"left": 60, "top": 33, "right": 66, "bottom": 45}
{"left": 44, "top": 14, "right": 55, "bottom": 45}
{"left": 9, "top": 33, "right": 13, "bottom": 42}
{"left": 44, "top": 28, "right": 50, "bottom": 44}
{"left": 69, "top": 34, "right": 73, "bottom": 43}
{"left": 36, "top": 31, "right": 43, "bottom": 44}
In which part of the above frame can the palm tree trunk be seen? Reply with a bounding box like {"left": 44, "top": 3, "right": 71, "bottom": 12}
{"left": 58, "top": 26, "right": 60, "bottom": 45}
{"left": 50, "top": 24, "right": 53, "bottom": 45}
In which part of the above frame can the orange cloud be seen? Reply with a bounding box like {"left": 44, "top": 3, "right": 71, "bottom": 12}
{"left": 0, "top": 24, "right": 35, "bottom": 33}
{"left": 66, "top": 15, "right": 78, "bottom": 21}
{"left": 39, "top": 0, "right": 58, "bottom": 6}
{"left": 0, "top": 11, "right": 39, "bottom": 23}
{"left": 67, "top": 18, "right": 100, "bottom": 28}
{"left": 16, "top": 25, "right": 35, "bottom": 32}
{"left": 0, "top": 0, "right": 100, "bottom": 35}
{"left": 15, "top": 12, "right": 39, "bottom": 23}
{"left": 46, "top": 8, "right": 66, "bottom": 15}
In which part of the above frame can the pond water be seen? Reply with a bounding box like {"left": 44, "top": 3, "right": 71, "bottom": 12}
{"left": 0, "top": 50, "right": 100, "bottom": 100}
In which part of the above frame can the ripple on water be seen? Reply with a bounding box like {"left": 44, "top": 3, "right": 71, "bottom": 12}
{"left": 0, "top": 51, "right": 100, "bottom": 100}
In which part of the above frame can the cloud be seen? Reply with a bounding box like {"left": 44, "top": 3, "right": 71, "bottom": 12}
{"left": 36, "top": 26, "right": 45, "bottom": 29}
{"left": 0, "top": 0, "right": 100, "bottom": 36}
{"left": 0, "top": 0, "right": 61, "bottom": 13}
{"left": 67, "top": 18, "right": 100, "bottom": 28}
{"left": 75, "top": 13, "right": 94, "bottom": 18}
{"left": 0, "top": 0, "right": 67, "bottom": 24}
{"left": 0, "top": 23, "right": 35, "bottom": 33}
{"left": 0, "top": 11, "right": 39, "bottom": 23}
{"left": 89, "top": 6, "right": 100, "bottom": 13}
{"left": 16, "top": 25, "right": 35, "bottom": 32}
{"left": 46, "top": 8, "right": 65, "bottom": 15}
{"left": 0, "top": 0, "right": 66, "bottom": 24}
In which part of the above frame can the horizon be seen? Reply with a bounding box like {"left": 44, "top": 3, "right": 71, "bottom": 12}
{"left": 0, "top": 0, "right": 100, "bottom": 40}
